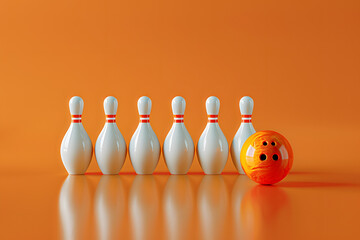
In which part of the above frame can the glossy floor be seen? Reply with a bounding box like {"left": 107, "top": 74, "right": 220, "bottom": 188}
{"left": 1, "top": 172, "right": 359, "bottom": 239}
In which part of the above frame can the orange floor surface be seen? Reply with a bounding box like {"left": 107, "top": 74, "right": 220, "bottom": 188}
{"left": 1, "top": 172, "right": 359, "bottom": 239}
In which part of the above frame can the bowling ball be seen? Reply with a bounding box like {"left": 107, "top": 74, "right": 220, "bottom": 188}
{"left": 240, "top": 131, "right": 293, "bottom": 185}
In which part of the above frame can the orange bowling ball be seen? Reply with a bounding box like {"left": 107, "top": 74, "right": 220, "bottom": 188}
{"left": 240, "top": 131, "right": 293, "bottom": 185}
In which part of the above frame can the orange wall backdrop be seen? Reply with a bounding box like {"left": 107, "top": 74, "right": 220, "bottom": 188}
{"left": 0, "top": 0, "right": 359, "bottom": 174}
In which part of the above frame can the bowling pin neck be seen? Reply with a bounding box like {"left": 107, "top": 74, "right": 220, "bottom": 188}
{"left": 173, "top": 115, "right": 184, "bottom": 123}
{"left": 105, "top": 114, "right": 116, "bottom": 123}
{"left": 71, "top": 115, "right": 82, "bottom": 123}
{"left": 207, "top": 115, "right": 218, "bottom": 123}
{"left": 139, "top": 114, "right": 150, "bottom": 123}
{"left": 241, "top": 114, "right": 252, "bottom": 123}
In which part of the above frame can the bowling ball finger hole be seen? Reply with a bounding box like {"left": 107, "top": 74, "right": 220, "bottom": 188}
{"left": 271, "top": 141, "right": 276, "bottom": 146}
{"left": 272, "top": 154, "right": 279, "bottom": 161}
{"left": 262, "top": 141, "right": 268, "bottom": 146}
{"left": 260, "top": 154, "right": 267, "bottom": 161}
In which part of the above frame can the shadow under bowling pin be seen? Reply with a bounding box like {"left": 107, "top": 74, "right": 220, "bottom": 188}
{"left": 198, "top": 175, "right": 229, "bottom": 240}
{"left": 58, "top": 175, "right": 91, "bottom": 240}
{"left": 95, "top": 175, "right": 126, "bottom": 240}
{"left": 163, "top": 175, "right": 194, "bottom": 240}
{"left": 129, "top": 175, "right": 160, "bottom": 240}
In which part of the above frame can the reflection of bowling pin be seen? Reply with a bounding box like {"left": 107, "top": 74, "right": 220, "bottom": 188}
{"left": 129, "top": 96, "right": 160, "bottom": 174}
{"left": 231, "top": 96, "right": 255, "bottom": 174}
{"left": 95, "top": 97, "right": 127, "bottom": 174}
{"left": 163, "top": 176, "right": 194, "bottom": 240}
{"left": 231, "top": 176, "right": 250, "bottom": 239}
{"left": 198, "top": 175, "right": 229, "bottom": 240}
{"left": 59, "top": 176, "right": 91, "bottom": 240}
{"left": 129, "top": 176, "right": 160, "bottom": 240}
{"left": 163, "top": 96, "right": 194, "bottom": 174}
{"left": 197, "top": 96, "right": 229, "bottom": 174}
{"left": 60, "top": 96, "right": 93, "bottom": 174}
{"left": 95, "top": 175, "right": 126, "bottom": 240}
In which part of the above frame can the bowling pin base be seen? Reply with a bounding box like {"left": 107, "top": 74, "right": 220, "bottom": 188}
{"left": 67, "top": 172, "right": 86, "bottom": 175}
{"left": 63, "top": 165, "right": 90, "bottom": 175}
{"left": 135, "top": 172, "right": 155, "bottom": 175}
{"left": 169, "top": 171, "right": 188, "bottom": 175}
{"left": 232, "top": 162, "right": 245, "bottom": 175}
{"left": 134, "top": 168, "right": 156, "bottom": 175}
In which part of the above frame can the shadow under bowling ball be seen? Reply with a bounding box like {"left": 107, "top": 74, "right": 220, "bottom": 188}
{"left": 58, "top": 175, "right": 91, "bottom": 240}
{"left": 241, "top": 185, "right": 291, "bottom": 239}
{"left": 95, "top": 175, "right": 126, "bottom": 240}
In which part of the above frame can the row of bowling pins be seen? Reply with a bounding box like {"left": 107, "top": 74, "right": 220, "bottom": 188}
{"left": 60, "top": 95, "right": 255, "bottom": 175}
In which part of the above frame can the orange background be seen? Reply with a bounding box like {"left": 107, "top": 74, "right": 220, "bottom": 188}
{"left": 0, "top": 0, "right": 359, "bottom": 174}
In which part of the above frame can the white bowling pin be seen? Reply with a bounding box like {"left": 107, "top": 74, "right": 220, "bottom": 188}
{"left": 60, "top": 96, "right": 93, "bottom": 174}
{"left": 163, "top": 96, "right": 195, "bottom": 174}
{"left": 95, "top": 96, "right": 127, "bottom": 174}
{"left": 197, "top": 96, "right": 229, "bottom": 174}
{"left": 230, "top": 96, "right": 255, "bottom": 174}
{"left": 129, "top": 96, "right": 160, "bottom": 174}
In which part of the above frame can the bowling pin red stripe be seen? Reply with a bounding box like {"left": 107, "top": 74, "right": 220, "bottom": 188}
{"left": 208, "top": 115, "right": 218, "bottom": 123}
{"left": 173, "top": 115, "right": 184, "bottom": 123}
{"left": 241, "top": 114, "right": 252, "bottom": 123}
{"left": 139, "top": 114, "right": 150, "bottom": 123}
{"left": 106, "top": 115, "right": 116, "bottom": 123}
{"left": 208, "top": 119, "right": 218, "bottom": 123}
{"left": 71, "top": 115, "right": 82, "bottom": 123}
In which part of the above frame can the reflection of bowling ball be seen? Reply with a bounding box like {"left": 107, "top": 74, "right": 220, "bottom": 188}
{"left": 240, "top": 131, "right": 293, "bottom": 185}
{"left": 241, "top": 185, "right": 290, "bottom": 239}
{"left": 242, "top": 185, "right": 289, "bottom": 218}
